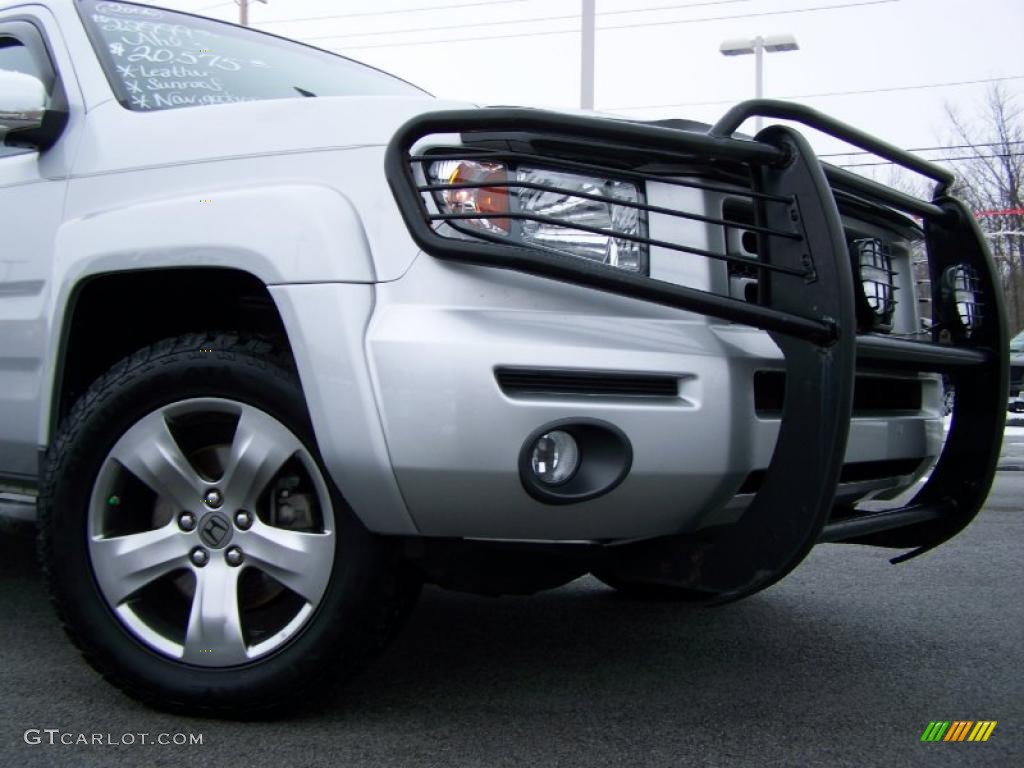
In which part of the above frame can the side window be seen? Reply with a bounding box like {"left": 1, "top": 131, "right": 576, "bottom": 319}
{"left": 0, "top": 36, "right": 41, "bottom": 78}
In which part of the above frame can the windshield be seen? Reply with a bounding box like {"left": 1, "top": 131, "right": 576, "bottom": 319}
{"left": 1011, "top": 330, "right": 1024, "bottom": 353}
{"left": 80, "top": 1, "right": 427, "bottom": 111}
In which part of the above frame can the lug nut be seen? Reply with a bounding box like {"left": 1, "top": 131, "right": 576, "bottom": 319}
{"left": 234, "top": 510, "right": 253, "bottom": 530}
{"left": 225, "top": 546, "right": 244, "bottom": 567}
{"left": 203, "top": 488, "right": 223, "bottom": 509}
{"left": 190, "top": 547, "right": 209, "bottom": 567}
{"left": 178, "top": 512, "right": 197, "bottom": 532}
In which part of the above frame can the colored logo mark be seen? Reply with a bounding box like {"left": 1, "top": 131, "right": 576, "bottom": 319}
{"left": 921, "top": 721, "right": 997, "bottom": 742}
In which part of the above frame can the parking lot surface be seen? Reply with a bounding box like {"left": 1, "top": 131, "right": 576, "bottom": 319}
{"left": 2, "top": 473, "right": 1021, "bottom": 768}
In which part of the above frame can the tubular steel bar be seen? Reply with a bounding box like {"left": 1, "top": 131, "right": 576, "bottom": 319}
{"left": 818, "top": 504, "right": 948, "bottom": 543}
{"left": 856, "top": 335, "right": 992, "bottom": 371}
{"left": 405, "top": 108, "right": 789, "bottom": 166}
{"left": 429, "top": 211, "right": 810, "bottom": 277}
{"left": 711, "top": 99, "right": 956, "bottom": 192}
{"left": 416, "top": 177, "right": 804, "bottom": 241}
{"left": 824, "top": 165, "right": 949, "bottom": 220}
{"left": 411, "top": 149, "right": 796, "bottom": 203}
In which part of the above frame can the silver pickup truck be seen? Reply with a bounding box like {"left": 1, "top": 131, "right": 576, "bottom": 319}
{"left": 0, "top": 0, "right": 1008, "bottom": 716}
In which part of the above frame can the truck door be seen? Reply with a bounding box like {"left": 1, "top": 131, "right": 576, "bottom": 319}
{"left": 0, "top": 16, "right": 73, "bottom": 484}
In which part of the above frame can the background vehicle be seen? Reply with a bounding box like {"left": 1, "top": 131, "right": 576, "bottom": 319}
{"left": 0, "top": 0, "right": 1007, "bottom": 715}
{"left": 1009, "top": 329, "right": 1024, "bottom": 411}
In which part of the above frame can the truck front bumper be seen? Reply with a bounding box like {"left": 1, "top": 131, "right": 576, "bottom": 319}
{"left": 367, "top": 254, "right": 944, "bottom": 541}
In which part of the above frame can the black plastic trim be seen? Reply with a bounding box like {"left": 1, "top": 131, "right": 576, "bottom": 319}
{"left": 754, "top": 371, "right": 923, "bottom": 417}
{"left": 497, "top": 368, "right": 680, "bottom": 399}
{"left": 738, "top": 458, "right": 924, "bottom": 495}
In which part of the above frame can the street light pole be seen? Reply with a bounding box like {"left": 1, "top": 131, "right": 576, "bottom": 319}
{"left": 754, "top": 38, "right": 764, "bottom": 103}
{"left": 720, "top": 34, "right": 799, "bottom": 133}
{"left": 238, "top": 0, "right": 266, "bottom": 27}
{"left": 581, "top": 0, "right": 595, "bottom": 110}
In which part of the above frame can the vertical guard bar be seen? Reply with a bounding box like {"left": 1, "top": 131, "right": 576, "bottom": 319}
{"left": 706, "top": 99, "right": 1008, "bottom": 557}
{"left": 609, "top": 125, "right": 856, "bottom": 601}
{"left": 846, "top": 197, "right": 1009, "bottom": 555}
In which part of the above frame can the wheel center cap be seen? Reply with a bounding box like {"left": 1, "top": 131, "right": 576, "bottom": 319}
{"left": 198, "top": 512, "right": 233, "bottom": 549}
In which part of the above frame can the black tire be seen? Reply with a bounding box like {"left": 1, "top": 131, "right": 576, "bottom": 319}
{"left": 38, "top": 332, "right": 419, "bottom": 717}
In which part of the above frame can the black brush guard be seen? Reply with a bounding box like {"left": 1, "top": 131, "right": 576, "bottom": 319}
{"left": 384, "top": 100, "right": 1008, "bottom": 602}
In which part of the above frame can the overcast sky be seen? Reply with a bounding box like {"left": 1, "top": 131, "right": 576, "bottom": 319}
{"left": 156, "top": 0, "right": 1023, "bottom": 172}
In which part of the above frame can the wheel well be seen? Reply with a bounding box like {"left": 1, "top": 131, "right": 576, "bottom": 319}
{"left": 53, "top": 268, "right": 291, "bottom": 431}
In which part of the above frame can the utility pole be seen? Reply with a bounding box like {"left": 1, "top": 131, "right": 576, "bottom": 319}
{"left": 238, "top": 0, "right": 266, "bottom": 27}
{"left": 580, "top": 0, "right": 595, "bottom": 110}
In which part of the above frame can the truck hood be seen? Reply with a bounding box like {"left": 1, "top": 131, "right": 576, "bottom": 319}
{"left": 74, "top": 94, "right": 476, "bottom": 175}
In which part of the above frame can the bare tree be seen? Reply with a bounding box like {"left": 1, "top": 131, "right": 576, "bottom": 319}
{"left": 945, "top": 85, "right": 1024, "bottom": 336}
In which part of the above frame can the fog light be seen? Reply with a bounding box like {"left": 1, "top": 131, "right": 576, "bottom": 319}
{"left": 852, "top": 237, "right": 895, "bottom": 324}
{"left": 530, "top": 430, "right": 579, "bottom": 485}
{"left": 945, "top": 264, "right": 982, "bottom": 334}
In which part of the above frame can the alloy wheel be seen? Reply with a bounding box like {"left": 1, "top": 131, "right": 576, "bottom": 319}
{"left": 87, "top": 398, "right": 335, "bottom": 667}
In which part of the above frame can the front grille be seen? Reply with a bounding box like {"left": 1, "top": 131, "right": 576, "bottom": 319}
{"left": 754, "top": 371, "right": 922, "bottom": 416}
{"left": 724, "top": 198, "right": 910, "bottom": 334}
{"left": 496, "top": 368, "right": 680, "bottom": 399}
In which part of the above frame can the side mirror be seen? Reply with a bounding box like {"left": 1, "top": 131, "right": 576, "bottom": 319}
{"left": 0, "top": 69, "right": 64, "bottom": 149}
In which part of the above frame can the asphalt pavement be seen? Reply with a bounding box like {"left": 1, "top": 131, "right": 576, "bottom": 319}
{"left": 2, "top": 473, "right": 1022, "bottom": 768}
{"left": 999, "top": 424, "right": 1024, "bottom": 470}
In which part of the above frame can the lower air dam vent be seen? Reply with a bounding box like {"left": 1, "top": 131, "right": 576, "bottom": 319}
{"left": 496, "top": 368, "right": 679, "bottom": 399}
{"left": 754, "top": 371, "right": 922, "bottom": 416}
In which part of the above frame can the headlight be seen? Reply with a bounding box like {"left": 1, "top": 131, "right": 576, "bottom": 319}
{"left": 428, "top": 159, "right": 511, "bottom": 236}
{"left": 427, "top": 159, "right": 647, "bottom": 272}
